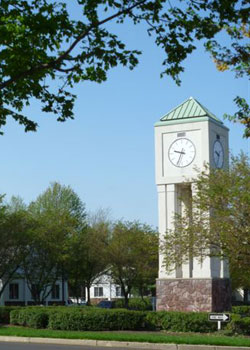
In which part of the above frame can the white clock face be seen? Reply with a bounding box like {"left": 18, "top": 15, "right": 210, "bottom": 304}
{"left": 213, "top": 140, "right": 224, "bottom": 168}
{"left": 168, "top": 138, "right": 196, "bottom": 168}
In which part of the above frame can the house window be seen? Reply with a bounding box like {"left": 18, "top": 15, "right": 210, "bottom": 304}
{"left": 115, "top": 287, "right": 124, "bottom": 297}
{"left": 51, "top": 284, "right": 60, "bottom": 299}
{"left": 9, "top": 283, "right": 19, "bottom": 299}
{"left": 94, "top": 287, "right": 103, "bottom": 297}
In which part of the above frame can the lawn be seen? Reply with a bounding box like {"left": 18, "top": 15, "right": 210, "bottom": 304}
{"left": 0, "top": 326, "right": 250, "bottom": 347}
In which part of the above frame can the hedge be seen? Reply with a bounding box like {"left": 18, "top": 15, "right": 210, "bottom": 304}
{"left": 0, "top": 306, "right": 20, "bottom": 324}
{"left": 10, "top": 307, "right": 52, "bottom": 329}
{"left": 114, "top": 298, "right": 152, "bottom": 311}
{"left": 226, "top": 314, "right": 250, "bottom": 335}
{"left": 48, "top": 308, "right": 147, "bottom": 331}
{"left": 9, "top": 307, "right": 216, "bottom": 332}
{"left": 8, "top": 307, "right": 250, "bottom": 335}
{"left": 145, "top": 311, "right": 217, "bottom": 333}
{"left": 232, "top": 305, "right": 250, "bottom": 316}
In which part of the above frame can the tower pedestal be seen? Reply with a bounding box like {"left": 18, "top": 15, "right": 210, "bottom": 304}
{"left": 156, "top": 278, "right": 231, "bottom": 312}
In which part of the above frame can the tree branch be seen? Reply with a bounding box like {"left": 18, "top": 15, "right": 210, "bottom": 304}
{"left": 0, "top": 0, "right": 147, "bottom": 91}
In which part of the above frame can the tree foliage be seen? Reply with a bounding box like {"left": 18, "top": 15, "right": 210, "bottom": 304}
{"left": 0, "top": 196, "right": 33, "bottom": 298}
{"left": 0, "top": 183, "right": 158, "bottom": 304}
{"left": 0, "top": 0, "right": 249, "bottom": 135}
{"left": 67, "top": 208, "right": 111, "bottom": 304}
{"left": 108, "top": 221, "right": 158, "bottom": 307}
{"left": 163, "top": 153, "right": 250, "bottom": 289}
{"left": 22, "top": 182, "right": 87, "bottom": 303}
{"left": 29, "top": 182, "right": 86, "bottom": 229}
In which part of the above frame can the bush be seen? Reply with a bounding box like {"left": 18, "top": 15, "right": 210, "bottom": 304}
{"left": 232, "top": 306, "right": 250, "bottom": 316}
{"left": 10, "top": 307, "right": 51, "bottom": 328}
{"left": 9, "top": 306, "right": 250, "bottom": 336}
{"left": 0, "top": 307, "right": 20, "bottom": 324}
{"left": 114, "top": 298, "right": 152, "bottom": 311}
{"left": 48, "top": 308, "right": 147, "bottom": 331}
{"left": 227, "top": 314, "right": 250, "bottom": 335}
{"left": 145, "top": 311, "right": 217, "bottom": 333}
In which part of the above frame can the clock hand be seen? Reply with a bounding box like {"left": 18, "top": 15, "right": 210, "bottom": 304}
{"left": 177, "top": 148, "right": 185, "bottom": 165}
{"left": 215, "top": 151, "right": 220, "bottom": 157}
{"left": 174, "top": 150, "right": 185, "bottom": 154}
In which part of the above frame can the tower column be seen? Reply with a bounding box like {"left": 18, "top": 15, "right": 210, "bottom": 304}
{"left": 158, "top": 184, "right": 177, "bottom": 278}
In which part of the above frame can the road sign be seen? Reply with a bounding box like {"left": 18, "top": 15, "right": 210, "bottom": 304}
{"left": 208, "top": 313, "right": 230, "bottom": 330}
{"left": 208, "top": 313, "right": 230, "bottom": 322}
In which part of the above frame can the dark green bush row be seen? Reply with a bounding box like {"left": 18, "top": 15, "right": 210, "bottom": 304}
{"left": 232, "top": 305, "right": 250, "bottom": 316}
{"left": 0, "top": 306, "right": 20, "bottom": 324}
{"left": 9, "top": 307, "right": 215, "bottom": 332}
{"left": 48, "top": 308, "right": 147, "bottom": 331}
{"left": 114, "top": 298, "right": 152, "bottom": 311}
{"left": 227, "top": 314, "right": 250, "bottom": 335}
{"left": 10, "top": 307, "right": 54, "bottom": 329}
{"left": 8, "top": 307, "right": 250, "bottom": 335}
{"left": 145, "top": 311, "right": 217, "bottom": 333}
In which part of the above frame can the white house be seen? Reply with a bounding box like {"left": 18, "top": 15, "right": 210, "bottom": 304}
{"left": 0, "top": 277, "right": 68, "bottom": 306}
{"left": 87, "top": 274, "right": 125, "bottom": 303}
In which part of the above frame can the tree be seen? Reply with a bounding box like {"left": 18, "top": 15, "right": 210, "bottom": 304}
{"left": 0, "top": 196, "right": 32, "bottom": 298}
{"left": 67, "top": 209, "right": 111, "bottom": 304}
{"left": 23, "top": 182, "right": 87, "bottom": 304}
{"left": 0, "top": 1, "right": 249, "bottom": 136}
{"left": 66, "top": 228, "right": 88, "bottom": 303}
{"left": 29, "top": 182, "right": 86, "bottom": 228}
{"left": 108, "top": 221, "right": 158, "bottom": 308}
{"left": 163, "top": 153, "right": 250, "bottom": 290}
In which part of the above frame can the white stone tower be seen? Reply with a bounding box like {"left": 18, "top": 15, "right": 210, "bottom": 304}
{"left": 155, "top": 97, "right": 231, "bottom": 312}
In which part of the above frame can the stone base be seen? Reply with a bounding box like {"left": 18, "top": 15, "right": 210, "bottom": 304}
{"left": 156, "top": 278, "right": 231, "bottom": 312}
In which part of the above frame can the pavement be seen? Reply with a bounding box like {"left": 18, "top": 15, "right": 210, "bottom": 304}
{"left": 0, "top": 336, "right": 250, "bottom": 350}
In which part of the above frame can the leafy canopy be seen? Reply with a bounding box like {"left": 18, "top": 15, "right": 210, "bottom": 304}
{"left": 67, "top": 209, "right": 111, "bottom": 304}
{"left": 0, "top": 196, "right": 34, "bottom": 298}
{"left": 163, "top": 153, "right": 250, "bottom": 288}
{"left": 0, "top": 0, "right": 249, "bottom": 135}
{"left": 108, "top": 220, "right": 158, "bottom": 306}
{"left": 21, "top": 182, "right": 87, "bottom": 303}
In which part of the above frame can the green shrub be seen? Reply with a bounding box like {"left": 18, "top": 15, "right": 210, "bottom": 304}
{"left": 10, "top": 307, "right": 50, "bottom": 328}
{"left": 227, "top": 314, "right": 250, "bottom": 335}
{"left": 114, "top": 298, "right": 152, "bottom": 311}
{"left": 48, "top": 308, "right": 147, "bottom": 331}
{"left": 9, "top": 309, "right": 20, "bottom": 325}
{"left": 145, "top": 311, "right": 217, "bottom": 333}
{"left": 0, "top": 307, "right": 20, "bottom": 324}
{"left": 232, "top": 306, "right": 250, "bottom": 316}
{"left": 10, "top": 306, "right": 250, "bottom": 336}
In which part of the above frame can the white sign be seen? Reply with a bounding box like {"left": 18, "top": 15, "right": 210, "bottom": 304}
{"left": 209, "top": 313, "right": 230, "bottom": 322}
{"left": 208, "top": 313, "right": 230, "bottom": 330}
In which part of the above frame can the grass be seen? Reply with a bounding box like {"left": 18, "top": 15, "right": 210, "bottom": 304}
{"left": 0, "top": 327, "right": 250, "bottom": 347}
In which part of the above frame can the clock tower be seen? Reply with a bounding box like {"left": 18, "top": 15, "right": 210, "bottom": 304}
{"left": 155, "top": 97, "right": 231, "bottom": 312}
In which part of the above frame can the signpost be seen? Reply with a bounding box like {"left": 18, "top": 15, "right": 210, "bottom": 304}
{"left": 208, "top": 313, "right": 230, "bottom": 330}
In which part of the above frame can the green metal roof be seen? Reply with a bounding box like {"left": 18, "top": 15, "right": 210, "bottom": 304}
{"left": 157, "top": 97, "right": 223, "bottom": 125}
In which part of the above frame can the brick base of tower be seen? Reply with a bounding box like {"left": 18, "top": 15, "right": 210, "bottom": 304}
{"left": 156, "top": 278, "right": 231, "bottom": 312}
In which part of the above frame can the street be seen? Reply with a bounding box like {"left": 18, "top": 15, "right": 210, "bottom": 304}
{"left": 0, "top": 342, "right": 142, "bottom": 350}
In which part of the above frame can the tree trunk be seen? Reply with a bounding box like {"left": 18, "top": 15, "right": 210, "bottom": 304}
{"left": 139, "top": 285, "right": 144, "bottom": 300}
{"left": 243, "top": 289, "right": 249, "bottom": 304}
{"left": 81, "top": 283, "right": 86, "bottom": 300}
{"left": 124, "top": 292, "right": 129, "bottom": 309}
{"left": 0, "top": 279, "right": 11, "bottom": 299}
{"left": 62, "top": 268, "right": 65, "bottom": 305}
{"left": 87, "top": 284, "right": 91, "bottom": 305}
{"left": 0, "top": 269, "right": 18, "bottom": 299}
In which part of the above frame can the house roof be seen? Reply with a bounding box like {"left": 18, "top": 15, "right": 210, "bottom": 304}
{"left": 155, "top": 97, "right": 224, "bottom": 126}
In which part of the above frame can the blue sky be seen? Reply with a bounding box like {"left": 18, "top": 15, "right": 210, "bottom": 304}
{"left": 1, "top": 4, "right": 249, "bottom": 227}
